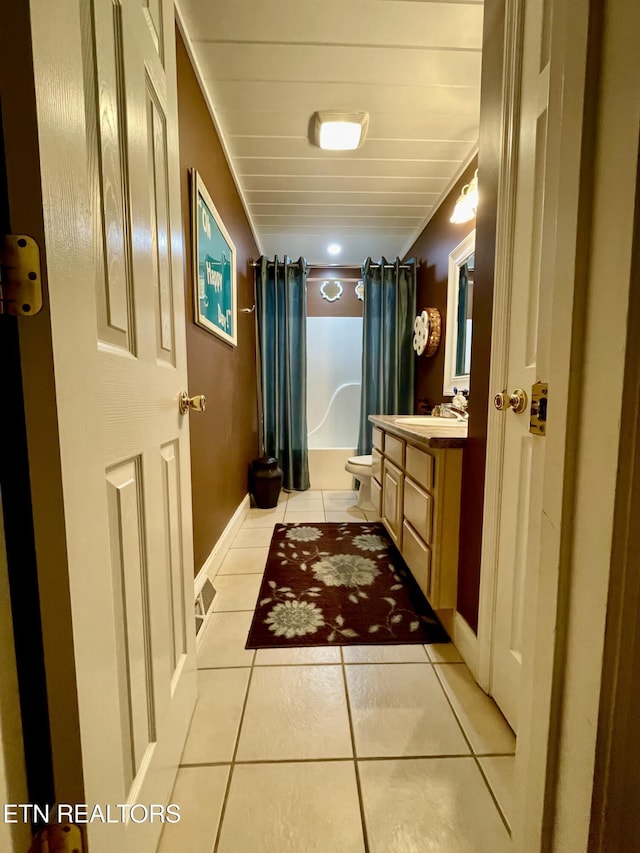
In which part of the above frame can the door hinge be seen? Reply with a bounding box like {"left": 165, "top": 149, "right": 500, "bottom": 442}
{"left": 530, "top": 381, "right": 548, "bottom": 435}
{"left": 29, "top": 822, "right": 84, "bottom": 853}
{"left": 0, "top": 234, "right": 43, "bottom": 316}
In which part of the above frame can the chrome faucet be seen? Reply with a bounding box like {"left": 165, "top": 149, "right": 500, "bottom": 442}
{"left": 432, "top": 389, "right": 469, "bottom": 421}
{"left": 439, "top": 404, "right": 468, "bottom": 421}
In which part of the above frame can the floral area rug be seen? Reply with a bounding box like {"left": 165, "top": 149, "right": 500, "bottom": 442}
{"left": 245, "top": 522, "right": 450, "bottom": 648}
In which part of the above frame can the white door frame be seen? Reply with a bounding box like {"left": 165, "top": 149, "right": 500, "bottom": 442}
{"left": 528, "top": 1, "right": 640, "bottom": 846}
{"left": 477, "top": 0, "right": 640, "bottom": 848}
{"left": 512, "top": 0, "right": 595, "bottom": 830}
{"left": 477, "top": 0, "right": 592, "bottom": 711}
{"left": 476, "top": 0, "right": 526, "bottom": 695}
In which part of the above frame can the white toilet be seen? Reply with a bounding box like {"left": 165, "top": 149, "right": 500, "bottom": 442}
{"left": 344, "top": 454, "right": 376, "bottom": 512}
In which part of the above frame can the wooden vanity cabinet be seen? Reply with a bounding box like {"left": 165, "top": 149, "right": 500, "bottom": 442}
{"left": 371, "top": 425, "right": 463, "bottom": 611}
{"left": 371, "top": 448, "right": 383, "bottom": 515}
{"left": 370, "top": 428, "right": 385, "bottom": 517}
{"left": 382, "top": 459, "right": 403, "bottom": 548}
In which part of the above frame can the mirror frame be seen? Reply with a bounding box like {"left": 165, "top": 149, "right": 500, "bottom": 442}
{"left": 443, "top": 229, "right": 475, "bottom": 396}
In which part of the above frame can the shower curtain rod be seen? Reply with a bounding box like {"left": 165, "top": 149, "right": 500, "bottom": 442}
{"left": 307, "top": 276, "right": 361, "bottom": 283}
{"left": 251, "top": 261, "right": 414, "bottom": 270}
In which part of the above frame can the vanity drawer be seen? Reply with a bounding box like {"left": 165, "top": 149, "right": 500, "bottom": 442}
{"left": 403, "top": 477, "right": 433, "bottom": 545}
{"left": 402, "top": 521, "right": 431, "bottom": 600}
{"left": 384, "top": 433, "right": 405, "bottom": 468}
{"left": 372, "top": 427, "right": 384, "bottom": 452}
{"left": 371, "top": 476, "right": 382, "bottom": 517}
{"left": 371, "top": 448, "right": 383, "bottom": 484}
{"left": 406, "top": 444, "right": 435, "bottom": 491}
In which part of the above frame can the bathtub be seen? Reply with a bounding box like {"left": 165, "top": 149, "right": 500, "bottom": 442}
{"left": 308, "top": 448, "right": 357, "bottom": 490}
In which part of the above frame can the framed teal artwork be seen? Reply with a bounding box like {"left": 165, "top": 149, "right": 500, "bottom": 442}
{"left": 191, "top": 169, "right": 237, "bottom": 346}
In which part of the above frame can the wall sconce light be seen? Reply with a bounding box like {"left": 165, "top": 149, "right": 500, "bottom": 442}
{"left": 450, "top": 169, "right": 479, "bottom": 224}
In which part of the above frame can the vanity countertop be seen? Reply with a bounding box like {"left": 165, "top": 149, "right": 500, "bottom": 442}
{"left": 369, "top": 414, "right": 467, "bottom": 448}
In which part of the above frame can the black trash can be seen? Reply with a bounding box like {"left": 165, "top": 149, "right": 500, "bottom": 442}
{"left": 249, "top": 457, "right": 283, "bottom": 508}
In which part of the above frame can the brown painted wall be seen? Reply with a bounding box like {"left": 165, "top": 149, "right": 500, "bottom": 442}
{"left": 404, "top": 0, "right": 505, "bottom": 631}
{"left": 176, "top": 29, "right": 259, "bottom": 576}
{"left": 307, "top": 267, "right": 363, "bottom": 317}
{"left": 455, "top": 0, "right": 505, "bottom": 631}
{"left": 405, "top": 161, "right": 478, "bottom": 410}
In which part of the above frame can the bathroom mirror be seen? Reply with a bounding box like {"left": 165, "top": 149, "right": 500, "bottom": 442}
{"left": 443, "top": 231, "right": 475, "bottom": 396}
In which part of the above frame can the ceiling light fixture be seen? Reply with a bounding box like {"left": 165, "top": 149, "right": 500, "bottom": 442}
{"left": 312, "top": 111, "right": 369, "bottom": 151}
{"left": 327, "top": 243, "right": 342, "bottom": 256}
{"left": 450, "top": 169, "right": 479, "bottom": 224}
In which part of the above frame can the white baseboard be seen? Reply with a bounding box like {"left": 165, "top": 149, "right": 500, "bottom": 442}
{"left": 453, "top": 611, "right": 480, "bottom": 678}
{"left": 194, "top": 493, "right": 251, "bottom": 597}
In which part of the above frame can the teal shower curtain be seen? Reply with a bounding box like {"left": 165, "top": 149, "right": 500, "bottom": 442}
{"left": 255, "top": 256, "right": 310, "bottom": 491}
{"left": 357, "top": 258, "right": 417, "bottom": 456}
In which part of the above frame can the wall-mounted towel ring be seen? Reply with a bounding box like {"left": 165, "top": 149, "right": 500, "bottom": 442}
{"left": 241, "top": 304, "right": 256, "bottom": 313}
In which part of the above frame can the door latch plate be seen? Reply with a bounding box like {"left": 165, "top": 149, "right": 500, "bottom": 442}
{"left": 0, "top": 234, "right": 43, "bottom": 316}
{"left": 530, "top": 382, "right": 548, "bottom": 435}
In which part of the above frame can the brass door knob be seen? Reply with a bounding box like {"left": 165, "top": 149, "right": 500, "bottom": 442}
{"left": 494, "top": 391, "right": 508, "bottom": 411}
{"left": 179, "top": 391, "right": 206, "bottom": 415}
{"left": 494, "top": 389, "right": 528, "bottom": 414}
{"left": 508, "top": 388, "right": 528, "bottom": 414}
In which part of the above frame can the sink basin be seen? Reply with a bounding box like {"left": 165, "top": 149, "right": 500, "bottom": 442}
{"left": 395, "top": 416, "right": 467, "bottom": 428}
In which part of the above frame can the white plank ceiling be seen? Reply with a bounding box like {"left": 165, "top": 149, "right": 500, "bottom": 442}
{"left": 177, "top": 0, "right": 483, "bottom": 265}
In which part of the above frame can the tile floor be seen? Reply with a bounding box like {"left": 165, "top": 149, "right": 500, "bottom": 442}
{"left": 158, "top": 490, "right": 515, "bottom": 853}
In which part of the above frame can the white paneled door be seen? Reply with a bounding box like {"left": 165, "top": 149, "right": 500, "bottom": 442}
{"left": 23, "top": 1, "right": 197, "bottom": 851}
{"left": 489, "top": 0, "right": 551, "bottom": 732}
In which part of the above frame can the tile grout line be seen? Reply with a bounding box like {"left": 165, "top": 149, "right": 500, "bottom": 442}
{"left": 181, "top": 757, "right": 353, "bottom": 769}
{"left": 228, "top": 545, "right": 274, "bottom": 550}
{"left": 197, "top": 656, "right": 464, "bottom": 668}
{"left": 209, "top": 608, "right": 256, "bottom": 614}
{"left": 199, "top": 658, "right": 466, "bottom": 669}
{"left": 212, "top": 605, "right": 262, "bottom": 617}
{"left": 473, "top": 756, "right": 513, "bottom": 835}
{"left": 430, "top": 663, "right": 512, "bottom": 837}
{"left": 216, "top": 572, "right": 269, "bottom": 577}
{"left": 264, "top": 660, "right": 449, "bottom": 667}
{"left": 180, "top": 751, "right": 516, "bottom": 770}
{"left": 340, "top": 646, "right": 370, "bottom": 853}
{"left": 429, "top": 665, "right": 481, "bottom": 756}
{"left": 211, "top": 640, "right": 257, "bottom": 853}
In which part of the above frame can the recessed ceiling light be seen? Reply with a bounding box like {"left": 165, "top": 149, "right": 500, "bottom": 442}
{"left": 312, "top": 111, "right": 369, "bottom": 151}
{"left": 327, "top": 243, "right": 341, "bottom": 256}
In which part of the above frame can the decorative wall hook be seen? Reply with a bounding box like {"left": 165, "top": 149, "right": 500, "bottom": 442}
{"left": 320, "top": 280, "right": 343, "bottom": 302}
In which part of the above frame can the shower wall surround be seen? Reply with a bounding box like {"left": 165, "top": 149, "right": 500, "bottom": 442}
{"left": 306, "top": 317, "right": 363, "bottom": 450}
{"left": 306, "top": 269, "right": 364, "bottom": 489}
